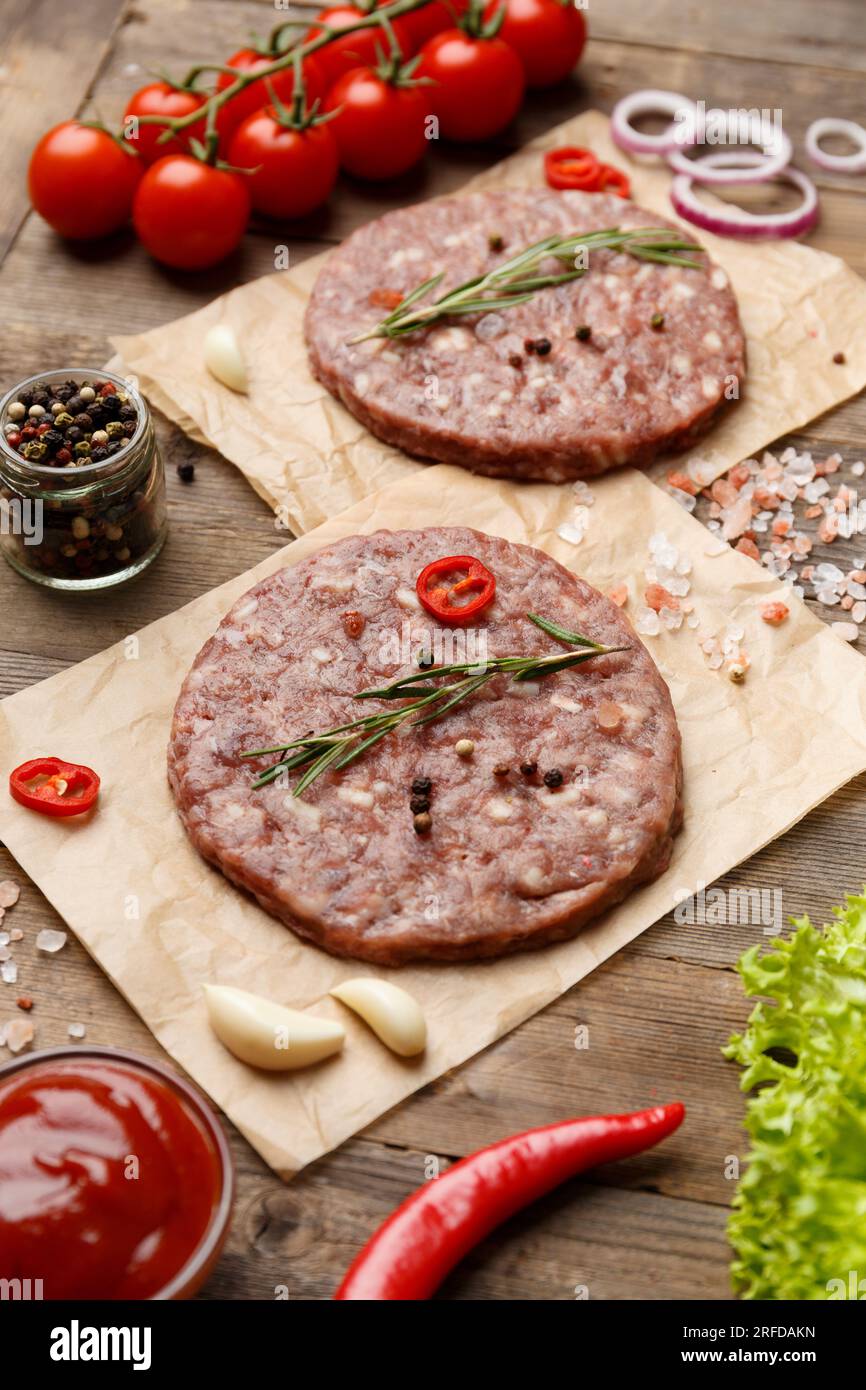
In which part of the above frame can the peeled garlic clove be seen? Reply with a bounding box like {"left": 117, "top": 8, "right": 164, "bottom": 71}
{"left": 203, "top": 984, "right": 344, "bottom": 1071}
{"left": 330, "top": 978, "right": 427, "bottom": 1057}
{"left": 203, "top": 324, "right": 248, "bottom": 393}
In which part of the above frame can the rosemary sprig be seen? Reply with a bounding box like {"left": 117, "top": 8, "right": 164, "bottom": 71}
{"left": 350, "top": 227, "right": 703, "bottom": 343}
{"left": 241, "top": 612, "right": 627, "bottom": 797}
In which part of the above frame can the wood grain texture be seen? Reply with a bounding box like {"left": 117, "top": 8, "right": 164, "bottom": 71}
{"left": 1, "top": 0, "right": 865, "bottom": 1302}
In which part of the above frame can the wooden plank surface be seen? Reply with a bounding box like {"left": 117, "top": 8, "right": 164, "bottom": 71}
{"left": 1, "top": 0, "right": 865, "bottom": 1301}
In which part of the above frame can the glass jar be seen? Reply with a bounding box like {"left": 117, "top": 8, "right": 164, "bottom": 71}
{"left": 0, "top": 367, "right": 167, "bottom": 590}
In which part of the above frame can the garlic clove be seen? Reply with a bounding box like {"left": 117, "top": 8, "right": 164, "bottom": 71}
{"left": 330, "top": 978, "right": 427, "bottom": 1057}
{"left": 203, "top": 324, "right": 249, "bottom": 394}
{"left": 203, "top": 984, "right": 344, "bottom": 1071}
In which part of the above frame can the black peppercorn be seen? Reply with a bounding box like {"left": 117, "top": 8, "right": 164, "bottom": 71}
{"left": 107, "top": 441, "right": 123, "bottom": 455}
{"left": 65, "top": 426, "right": 83, "bottom": 444}
{"left": 411, "top": 776, "right": 432, "bottom": 796}
{"left": 543, "top": 769, "right": 564, "bottom": 788}
{"left": 575, "top": 325, "right": 592, "bottom": 341}
{"left": 488, "top": 233, "right": 504, "bottom": 252}
{"left": 90, "top": 447, "right": 109, "bottom": 462}
{"left": 409, "top": 795, "right": 430, "bottom": 814}
{"left": 73, "top": 412, "right": 93, "bottom": 431}
{"left": 119, "top": 403, "right": 137, "bottom": 421}
{"left": 650, "top": 313, "right": 665, "bottom": 331}
{"left": 524, "top": 338, "right": 536, "bottom": 354}
{"left": 534, "top": 338, "right": 552, "bottom": 356}
{"left": 493, "top": 764, "right": 510, "bottom": 778}
{"left": 508, "top": 353, "right": 523, "bottom": 369}
{"left": 520, "top": 761, "right": 538, "bottom": 777}
{"left": 177, "top": 461, "right": 195, "bottom": 483}
{"left": 833, "top": 351, "right": 846, "bottom": 365}
{"left": 413, "top": 812, "right": 432, "bottom": 834}
{"left": 66, "top": 395, "right": 84, "bottom": 415}
{"left": 42, "top": 429, "right": 64, "bottom": 452}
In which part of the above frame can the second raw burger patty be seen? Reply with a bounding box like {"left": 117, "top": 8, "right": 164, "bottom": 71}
{"left": 304, "top": 189, "right": 745, "bottom": 482}
{"left": 168, "top": 528, "right": 683, "bottom": 965}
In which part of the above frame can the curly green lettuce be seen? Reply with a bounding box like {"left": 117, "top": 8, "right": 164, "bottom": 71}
{"left": 724, "top": 891, "right": 866, "bottom": 1300}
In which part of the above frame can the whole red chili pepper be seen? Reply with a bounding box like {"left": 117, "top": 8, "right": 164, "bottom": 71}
{"left": 335, "top": 1102, "right": 685, "bottom": 1300}
{"left": 9, "top": 756, "right": 100, "bottom": 818}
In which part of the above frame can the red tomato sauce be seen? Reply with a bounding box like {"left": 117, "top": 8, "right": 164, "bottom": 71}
{"left": 0, "top": 1057, "right": 223, "bottom": 1299}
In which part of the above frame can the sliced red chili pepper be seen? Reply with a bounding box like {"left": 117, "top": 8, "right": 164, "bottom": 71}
{"left": 9, "top": 757, "right": 100, "bottom": 818}
{"left": 597, "top": 163, "right": 631, "bottom": 199}
{"left": 335, "top": 1103, "right": 685, "bottom": 1300}
{"left": 544, "top": 146, "right": 602, "bottom": 191}
{"left": 416, "top": 555, "right": 496, "bottom": 625}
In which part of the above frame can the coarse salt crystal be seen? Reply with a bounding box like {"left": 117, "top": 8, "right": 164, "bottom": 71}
{"left": 4, "top": 1018, "right": 33, "bottom": 1053}
{"left": 852, "top": 461, "right": 865, "bottom": 477}
{"left": 0, "top": 932, "right": 8, "bottom": 948}
{"left": 1, "top": 960, "right": 18, "bottom": 985}
{"left": 635, "top": 607, "right": 661, "bottom": 636}
{"left": 572, "top": 480, "right": 594, "bottom": 506}
{"left": 68, "top": 1022, "right": 86, "bottom": 1039}
{"left": 557, "top": 521, "right": 586, "bottom": 546}
{"left": 852, "top": 601, "right": 866, "bottom": 623}
{"left": 36, "top": 929, "right": 67, "bottom": 954}
{"left": 0, "top": 881, "right": 19, "bottom": 909}
{"left": 831, "top": 622, "right": 859, "bottom": 642}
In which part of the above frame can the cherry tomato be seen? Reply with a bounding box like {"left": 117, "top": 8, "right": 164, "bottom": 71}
{"left": 416, "top": 28, "right": 524, "bottom": 141}
{"left": 401, "top": 0, "right": 469, "bottom": 51}
{"left": 132, "top": 155, "right": 250, "bottom": 270}
{"left": 485, "top": 0, "right": 586, "bottom": 88}
{"left": 28, "top": 123, "right": 142, "bottom": 240}
{"left": 228, "top": 111, "right": 339, "bottom": 218}
{"left": 215, "top": 49, "right": 327, "bottom": 145}
{"left": 306, "top": 6, "right": 413, "bottom": 88}
{"left": 323, "top": 66, "right": 429, "bottom": 179}
{"left": 123, "top": 82, "right": 208, "bottom": 164}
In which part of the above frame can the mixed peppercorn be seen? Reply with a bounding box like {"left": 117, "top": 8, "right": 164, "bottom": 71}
{"left": 4, "top": 378, "right": 138, "bottom": 467}
{"left": 0, "top": 374, "right": 166, "bottom": 586}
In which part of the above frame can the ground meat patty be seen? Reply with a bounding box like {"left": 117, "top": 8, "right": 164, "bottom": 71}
{"left": 304, "top": 189, "right": 745, "bottom": 483}
{"left": 168, "top": 528, "right": 683, "bottom": 964}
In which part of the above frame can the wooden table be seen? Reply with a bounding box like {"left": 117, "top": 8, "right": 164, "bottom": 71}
{"left": 1, "top": 0, "right": 864, "bottom": 1300}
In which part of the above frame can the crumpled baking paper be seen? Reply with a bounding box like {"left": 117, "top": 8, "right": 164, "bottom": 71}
{"left": 111, "top": 109, "right": 866, "bottom": 534}
{"left": 2, "top": 464, "right": 866, "bottom": 1178}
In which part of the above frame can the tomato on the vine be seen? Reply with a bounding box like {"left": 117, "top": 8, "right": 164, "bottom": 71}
{"left": 132, "top": 155, "right": 250, "bottom": 269}
{"left": 416, "top": 2, "right": 524, "bottom": 142}
{"left": 215, "top": 48, "right": 327, "bottom": 144}
{"left": 306, "top": 5, "right": 413, "bottom": 88}
{"left": 228, "top": 106, "right": 339, "bottom": 219}
{"left": 123, "top": 82, "right": 208, "bottom": 164}
{"left": 28, "top": 122, "right": 142, "bottom": 240}
{"left": 401, "top": 0, "right": 469, "bottom": 51}
{"left": 324, "top": 62, "right": 429, "bottom": 179}
{"left": 485, "top": 0, "right": 586, "bottom": 88}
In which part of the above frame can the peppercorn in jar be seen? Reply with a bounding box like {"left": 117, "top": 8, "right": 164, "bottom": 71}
{"left": 0, "top": 369, "right": 167, "bottom": 590}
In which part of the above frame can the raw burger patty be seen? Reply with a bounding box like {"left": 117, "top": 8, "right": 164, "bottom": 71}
{"left": 168, "top": 528, "right": 683, "bottom": 965}
{"left": 304, "top": 189, "right": 745, "bottom": 482}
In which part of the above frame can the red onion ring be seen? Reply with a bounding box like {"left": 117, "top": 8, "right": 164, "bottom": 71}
{"left": 804, "top": 117, "right": 866, "bottom": 174}
{"left": 667, "top": 116, "right": 792, "bottom": 185}
{"left": 611, "top": 90, "right": 697, "bottom": 156}
{"left": 670, "top": 153, "right": 819, "bottom": 239}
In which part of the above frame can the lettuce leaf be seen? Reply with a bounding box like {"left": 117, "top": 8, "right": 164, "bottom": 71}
{"left": 724, "top": 891, "right": 866, "bottom": 1300}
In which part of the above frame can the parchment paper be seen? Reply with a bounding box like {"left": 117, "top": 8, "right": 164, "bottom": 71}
{"left": 112, "top": 110, "right": 866, "bottom": 534}
{"left": 2, "top": 465, "right": 866, "bottom": 1177}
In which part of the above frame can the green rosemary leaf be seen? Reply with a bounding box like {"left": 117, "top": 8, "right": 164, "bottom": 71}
{"left": 293, "top": 740, "right": 350, "bottom": 797}
{"left": 526, "top": 612, "right": 605, "bottom": 649}
{"left": 332, "top": 725, "right": 393, "bottom": 771}
{"left": 411, "top": 671, "right": 493, "bottom": 728}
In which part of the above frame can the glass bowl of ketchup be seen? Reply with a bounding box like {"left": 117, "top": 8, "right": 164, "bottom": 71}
{"left": 0, "top": 1046, "right": 234, "bottom": 1300}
